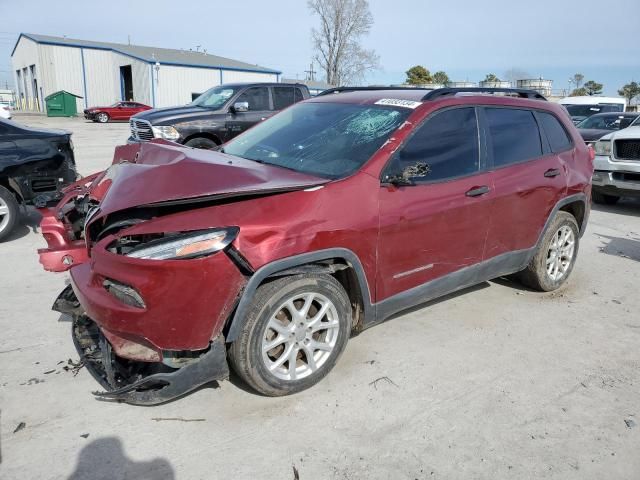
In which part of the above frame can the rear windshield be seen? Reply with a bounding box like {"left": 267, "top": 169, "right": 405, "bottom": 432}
{"left": 223, "top": 102, "right": 411, "bottom": 179}
{"left": 565, "top": 104, "right": 624, "bottom": 117}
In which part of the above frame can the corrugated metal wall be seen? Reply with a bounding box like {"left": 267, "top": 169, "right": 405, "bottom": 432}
{"left": 11, "top": 37, "right": 42, "bottom": 110}
{"left": 154, "top": 65, "right": 222, "bottom": 107}
{"left": 12, "top": 37, "right": 280, "bottom": 111}
{"left": 112, "top": 52, "right": 151, "bottom": 106}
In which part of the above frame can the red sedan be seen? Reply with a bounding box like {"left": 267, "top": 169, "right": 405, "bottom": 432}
{"left": 84, "top": 101, "right": 151, "bottom": 123}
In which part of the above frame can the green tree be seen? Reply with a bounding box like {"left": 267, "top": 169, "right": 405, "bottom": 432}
{"left": 484, "top": 73, "right": 500, "bottom": 82}
{"left": 618, "top": 81, "right": 640, "bottom": 103}
{"left": 570, "top": 87, "right": 588, "bottom": 97}
{"left": 572, "top": 73, "right": 584, "bottom": 89}
{"left": 405, "top": 65, "right": 432, "bottom": 85}
{"left": 583, "top": 80, "right": 603, "bottom": 96}
{"left": 432, "top": 71, "right": 450, "bottom": 85}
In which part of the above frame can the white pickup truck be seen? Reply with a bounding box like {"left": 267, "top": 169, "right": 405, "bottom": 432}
{"left": 592, "top": 125, "right": 640, "bottom": 204}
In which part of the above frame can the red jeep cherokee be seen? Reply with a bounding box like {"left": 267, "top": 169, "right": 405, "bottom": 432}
{"left": 38, "top": 87, "right": 594, "bottom": 405}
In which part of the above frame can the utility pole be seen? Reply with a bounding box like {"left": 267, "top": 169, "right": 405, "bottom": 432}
{"left": 304, "top": 62, "right": 316, "bottom": 82}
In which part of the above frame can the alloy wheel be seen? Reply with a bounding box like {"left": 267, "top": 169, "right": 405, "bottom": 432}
{"left": 546, "top": 225, "right": 575, "bottom": 282}
{"left": 0, "top": 197, "right": 10, "bottom": 234}
{"left": 261, "top": 292, "right": 340, "bottom": 381}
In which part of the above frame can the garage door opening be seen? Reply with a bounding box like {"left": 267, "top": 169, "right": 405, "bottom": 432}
{"left": 120, "top": 65, "right": 133, "bottom": 101}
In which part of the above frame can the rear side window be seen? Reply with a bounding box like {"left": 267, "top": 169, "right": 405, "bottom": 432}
{"left": 537, "top": 112, "right": 573, "bottom": 152}
{"left": 236, "top": 87, "right": 270, "bottom": 111}
{"left": 273, "top": 87, "right": 295, "bottom": 110}
{"left": 485, "top": 108, "right": 542, "bottom": 167}
{"left": 294, "top": 88, "right": 304, "bottom": 102}
{"left": 389, "top": 107, "right": 479, "bottom": 182}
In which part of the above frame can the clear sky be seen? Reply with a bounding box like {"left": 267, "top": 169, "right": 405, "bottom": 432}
{"left": 1, "top": 0, "right": 638, "bottom": 96}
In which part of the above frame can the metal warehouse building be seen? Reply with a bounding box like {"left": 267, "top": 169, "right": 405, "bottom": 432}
{"left": 11, "top": 33, "right": 281, "bottom": 111}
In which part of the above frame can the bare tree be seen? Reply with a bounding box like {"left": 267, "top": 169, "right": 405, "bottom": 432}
{"left": 308, "top": 0, "right": 380, "bottom": 86}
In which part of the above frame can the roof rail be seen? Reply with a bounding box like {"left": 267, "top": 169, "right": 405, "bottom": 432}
{"left": 316, "top": 86, "right": 435, "bottom": 96}
{"left": 421, "top": 87, "right": 547, "bottom": 101}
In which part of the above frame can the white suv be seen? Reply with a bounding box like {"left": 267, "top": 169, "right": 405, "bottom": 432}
{"left": 592, "top": 124, "right": 640, "bottom": 204}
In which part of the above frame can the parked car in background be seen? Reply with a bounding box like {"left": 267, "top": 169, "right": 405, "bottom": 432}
{"left": 129, "top": 83, "right": 311, "bottom": 149}
{"left": 592, "top": 125, "right": 640, "bottom": 204}
{"left": 577, "top": 112, "right": 640, "bottom": 144}
{"left": 0, "top": 104, "right": 11, "bottom": 120}
{"left": 84, "top": 101, "right": 151, "bottom": 123}
{"left": 559, "top": 96, "right": 627, "bottom": 125}
{"left": 0, "top": 118, "right": 76, "bottom": 241}
{"left": 38, "top": 87, "right": 592, "bottom": 405}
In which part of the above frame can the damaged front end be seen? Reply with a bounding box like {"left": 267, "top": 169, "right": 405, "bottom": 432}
{"left": 56, "top": 285, "right": 229, "bottom": 406}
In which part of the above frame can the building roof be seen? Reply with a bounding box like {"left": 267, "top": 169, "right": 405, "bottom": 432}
{"left": 13, "top": 33, "right": 281, "bottom": 75}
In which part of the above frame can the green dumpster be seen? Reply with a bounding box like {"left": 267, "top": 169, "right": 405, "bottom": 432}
{"left": 45, "top": 90, "right": 83, "bottom": 117}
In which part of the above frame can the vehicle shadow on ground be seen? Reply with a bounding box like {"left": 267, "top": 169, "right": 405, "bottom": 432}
{"left": 596, "top": 233, "right": 640, "bottom": 262}
{"left": 67, "top": 437, "right": 175, "bottom": 480}
{"left": 592, "top": 198, "right": 640, "bottom": 218}
{"left": 1, "top": 207, "right": 42, "bottom": 242}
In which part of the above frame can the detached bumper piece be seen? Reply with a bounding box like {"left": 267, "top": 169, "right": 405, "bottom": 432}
{"left": 56, "top": 286, "right": 229, "bottom": 406}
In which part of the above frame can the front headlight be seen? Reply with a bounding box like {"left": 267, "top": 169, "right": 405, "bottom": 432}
{"left": 594, "top": 140, "right": 612, "bottom": 156}
{"left": 125, "top": 227, "right": 238, "bottom": 260}
{"left": 151, "top": 125, "right": 180, "bottom": 141}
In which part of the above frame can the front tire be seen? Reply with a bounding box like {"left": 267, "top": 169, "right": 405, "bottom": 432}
{"left": 517, "top": 211, "right": 579, "bottom": 292}
{"left": 184, "top": 137, "right": 218, "bottom": 149}
{"left": 229, "top": 274, "right": 352, "bottom": 396}
{"left": 0, "top": 185, "right": 19, "bottom": 242}
{"left": 592, "top": 191, "right": 619, "bottom": 205}
{"left": 97, "top": 112, "right": 109, "bottom": 123}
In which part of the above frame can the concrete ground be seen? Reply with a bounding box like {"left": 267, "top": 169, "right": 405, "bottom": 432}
{"left": 1, "top": 114, "right": 639, "bottom": 480}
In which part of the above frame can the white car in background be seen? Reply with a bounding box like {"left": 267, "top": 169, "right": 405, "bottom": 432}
{"left": 559, "top": 96, "right": 627, "bottom": 125}
{"left": 0, "top": 104, "right": 11, "bottom": 120}
{"left": 592, "top": 125, "right": 640, "bottom": 204}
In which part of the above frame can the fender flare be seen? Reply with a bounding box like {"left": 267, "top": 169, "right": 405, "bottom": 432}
{"left": 535, "top": 193, "right": 588, "bottom": 248}
{"left": 225, "top": 248, "right": 374, "bottom": 342}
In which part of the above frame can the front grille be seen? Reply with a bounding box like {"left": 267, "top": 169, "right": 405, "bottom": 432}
{"left": 31, "top": 178, "right": 58, "bottom": 192}
{"left": 612, "top": 172, "right": 640, "bottom": 183}
{"left": 615, "top": 140, "right": 640, "bottom": 160}
{"left": 130, "top": 119, "right": 154, "bottom": 141}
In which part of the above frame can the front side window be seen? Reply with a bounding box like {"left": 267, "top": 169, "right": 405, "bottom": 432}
{"left": 538, "top": 112, "right": 573, "bottom": 152}
{"left": 235, "top": 87, "right": 270, "bottom": 111}
{"left": 223, "top": 102, "right": 410, "bottom": 179}
{"left": 485, "top": 108, "right": 542, "bottom": 167}
{"left": 385, "top": 107, "right": 479, "bottom": 182}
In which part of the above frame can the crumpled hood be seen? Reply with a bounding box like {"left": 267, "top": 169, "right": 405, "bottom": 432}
{"left": 93, "top": 141, "right": 328, "bottom": 216}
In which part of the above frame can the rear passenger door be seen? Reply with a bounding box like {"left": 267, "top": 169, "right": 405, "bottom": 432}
{"left": 376, "top": 107, "right": 494, "bottom": 300}
{"left": 482, "top": 107, "right": 571, "bottom": 259}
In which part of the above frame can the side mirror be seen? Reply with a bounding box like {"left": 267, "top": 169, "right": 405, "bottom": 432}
{"left": 231, "top": 101, "right": 249, "bottom": 113}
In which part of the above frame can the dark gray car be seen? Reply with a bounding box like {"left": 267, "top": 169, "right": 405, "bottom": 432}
{"left": 128, "top": 83, "right": 311, "bottom": 149}
{"left": 577, "top": 112, "right": 639, "bottom": 144}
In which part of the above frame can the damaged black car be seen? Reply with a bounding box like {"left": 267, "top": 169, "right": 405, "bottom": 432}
{"left": 0, "top": 118, "right": 77, "bottom": 241}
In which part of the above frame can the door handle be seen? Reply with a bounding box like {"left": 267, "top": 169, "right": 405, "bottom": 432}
{"left": 465, "top": 185, "right": 490, "bottom": 197}
{"left": 544, "top": 168, "right": 561, "bottom": 178}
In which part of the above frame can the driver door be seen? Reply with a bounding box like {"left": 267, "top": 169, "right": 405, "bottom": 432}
{"left": 224, "top": 87, "right": 273, "bottom": 140}
{"left": 376, "top": 107, "right": 494, "bottom": 301}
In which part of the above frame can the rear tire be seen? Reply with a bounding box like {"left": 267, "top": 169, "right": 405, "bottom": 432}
{"left": 592, "top": 191, "right": 619, "bottom": 205}
{"left": 517, "top": 211, "right": 579, "bottom": 292}
{"left": 184, "top": 137, "right": 218, "bottom": 149}
{"left": 229, "top": 273, "right": 351, "bottom": 396}
{"left": 97, "top": 112, "right": 109, "bottom": 123}
{"left": 0, "top": 185, "right": 19, "bottom": 242}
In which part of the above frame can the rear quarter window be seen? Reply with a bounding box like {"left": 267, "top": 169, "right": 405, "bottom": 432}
{"left": 537, "top": 111, "right": 573, "bottom": 152}
{"left": 485, "top": 108, "right": 542, "bottom": 167}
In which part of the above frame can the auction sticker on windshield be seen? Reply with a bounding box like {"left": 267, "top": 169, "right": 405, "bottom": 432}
{"left": 374, "top": 99, "right": 422, "bottom": 109}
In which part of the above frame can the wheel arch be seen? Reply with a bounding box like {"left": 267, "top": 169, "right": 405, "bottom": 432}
{"left": 225, "top": 248, "right": 373, "bottom": 343}
{"left": 535, "top": 193, "right": 588, "bottom": 251}
{"left": 182, "top": 132, "right": 221, "bottom": 146}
